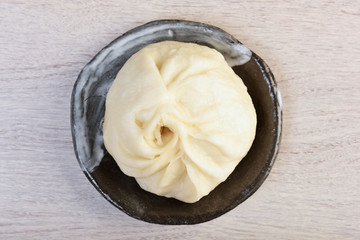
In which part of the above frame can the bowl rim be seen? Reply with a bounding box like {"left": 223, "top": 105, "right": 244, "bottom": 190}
{"left": 71, "top": 19, "right": 282, "bottom": 225}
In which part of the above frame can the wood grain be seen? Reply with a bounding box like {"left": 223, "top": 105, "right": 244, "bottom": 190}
{"left": 1, "top": 0, "right": 360, "bottom": 239}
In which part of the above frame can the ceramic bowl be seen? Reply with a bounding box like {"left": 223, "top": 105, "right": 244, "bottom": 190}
{"left": 71, "top": 20, "right": 282, "bottom": 225}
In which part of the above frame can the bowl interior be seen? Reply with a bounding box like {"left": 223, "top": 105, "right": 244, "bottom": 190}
{"left": 71, "top": 20, "right": 282, "bottom": 225}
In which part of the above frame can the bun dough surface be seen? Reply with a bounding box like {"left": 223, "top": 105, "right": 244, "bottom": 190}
{"left": 103, "top": 41, "right": 256, "bottom": 203}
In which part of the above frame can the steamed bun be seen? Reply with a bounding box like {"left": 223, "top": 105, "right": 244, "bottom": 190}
{"left": 103, "top": 41, "right": 256, "bottom": 203}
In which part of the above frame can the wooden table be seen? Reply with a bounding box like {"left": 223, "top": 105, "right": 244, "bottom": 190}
{"left": 1, "top": 1, "right": 359, "bottom": 239}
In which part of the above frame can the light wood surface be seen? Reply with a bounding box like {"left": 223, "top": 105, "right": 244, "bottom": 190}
{"left": 1, "top": 1, "right": 360, "bottom": 239}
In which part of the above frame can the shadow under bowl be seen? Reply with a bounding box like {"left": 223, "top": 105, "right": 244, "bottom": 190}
{"left": 71, "top": 20, "right": 282, "bottom": 225}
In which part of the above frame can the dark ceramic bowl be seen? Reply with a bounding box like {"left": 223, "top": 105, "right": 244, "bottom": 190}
{"left": 71, "top": 20, "right": 282, "bottom": 225}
